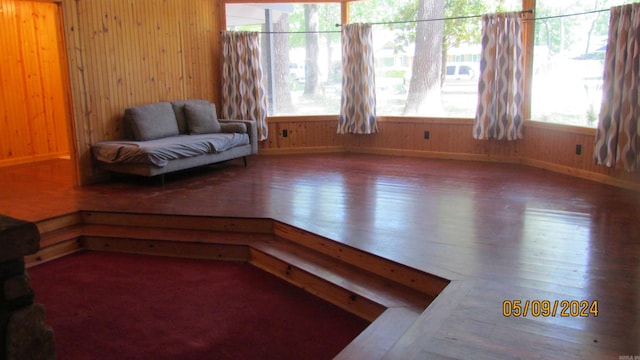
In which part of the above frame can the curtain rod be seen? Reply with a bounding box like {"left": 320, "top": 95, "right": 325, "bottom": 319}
{"left": 340, "top": 8, "right": 533, "bottom": 27}
{"left": 224, "top": 9, "right": 532, "bottom": 35}
{"left": 224, "top": 7, "right": 614, "bottom": 35}
{"left": 527, "top": 8, "right": 609, "bottom": 21}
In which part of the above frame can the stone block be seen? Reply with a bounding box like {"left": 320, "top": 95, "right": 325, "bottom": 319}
{"left": 0, "top": 215, "right": 40, "bottom": 262}
{"left": 4, "top": 273, "right": 34, "bottom": 302}
{"left": 6, "top": 303, "right": 56, "bottom": 360}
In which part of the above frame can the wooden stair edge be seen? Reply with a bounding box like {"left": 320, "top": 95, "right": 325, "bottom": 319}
{"left": 38, "top": 223, "right": 84, "bottom": 248}
{"left": 80, "top": 223, "right": 273, "bottom": 246}
{"left": 249, "top": 247, "right": 387, "bottom": 322}
{"left": 35, "top": 212, "right": 83, "bottom": 234}
{"left": 79, "top": 210, "right": 274, "bottom": 234}
{"left": 27, "top": 219, "right": 85, "bottom": 267}
{"left": 80, "top": 236, "right": 252, "bottom": 262}
{"left": 26, "top": 240, "right": 83, "bottom": 268}
{"left": 251, "top": 239, "right": 433, "bottom": 309}
{"left": 334, "top": 306, "right": 424, "bottom": 360}
{"left": 272, "top": 221, "right": 450, "bottom": 297}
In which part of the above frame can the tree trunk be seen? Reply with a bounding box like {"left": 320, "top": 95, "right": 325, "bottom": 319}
{"left": 273, "top": 13, "right": 293, "bottom": 113}
{"left": 403, "top": 0, "right": 445, "bottom": 115}
{"left": 303, "top": 4, "right": 322, "bottom": 96}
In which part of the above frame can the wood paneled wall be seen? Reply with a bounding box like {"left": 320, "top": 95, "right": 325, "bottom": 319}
{"left": 0, "top": 0, "right": 70, "bottom": 166}
{"left": 38, "top": 0, "right": 638, "bottom": 189}
{"left": 60, "top": 0, "right": 224, "bottom": 183}
{"left": 260, "top": 117, "right": 640, "bottom": 190}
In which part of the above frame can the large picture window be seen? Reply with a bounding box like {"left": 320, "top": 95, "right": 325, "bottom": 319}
{"left": 349, "top": 0, "right": 521, "bottom": 118}
{"left": 226, "top": 0, "right": 639, "bottom": 127}
{"left": 530, "top": 0, "right": 636, "bottom": 128}
{"left": 226, "top": 3, "right": 342, "bottom": 116}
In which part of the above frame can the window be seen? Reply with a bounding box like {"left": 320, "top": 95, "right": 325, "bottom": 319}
{"left": 531, "top": 0, "right": 636, "bottom": 128}
{"left": 349, "top": 0, "right": 521, "bottom": 118}
{"left": 226, "top": 3, "right": 342, "bottom": 116}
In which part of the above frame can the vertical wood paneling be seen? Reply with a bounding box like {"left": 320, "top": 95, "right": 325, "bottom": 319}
{"left": 61, "top": 0, "right": 221, "bottom": 183}
{"left": 0, "top": 0, "right": 69, "bottom": 166}
{"left": 50, "top": 0, "right": 639, "bottom": 188}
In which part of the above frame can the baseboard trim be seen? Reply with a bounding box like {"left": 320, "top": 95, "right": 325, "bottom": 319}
{"left": 521, "top": 158, "right": 640, "bottom": 192}
{"left": 287, "top": 145, "right": 637, "bottom": 192}
{"left": 0, "top": 152, "right": 70, "bottom": 168}
{"left": 346, "top": 147, "right": 522, "bottom": 164}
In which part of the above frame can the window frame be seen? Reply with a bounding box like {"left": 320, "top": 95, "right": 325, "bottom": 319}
{"left": 221, "top": 0, "right": 613, "bottom": 131}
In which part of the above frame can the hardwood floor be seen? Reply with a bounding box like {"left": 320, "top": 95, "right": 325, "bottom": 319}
{"left": 1, "top": 153, "right": 639, "bottom": 359}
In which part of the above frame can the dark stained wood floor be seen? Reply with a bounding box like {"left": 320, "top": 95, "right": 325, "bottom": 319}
{"left": 1, "top": 153, "right": 639, "bottom": 359}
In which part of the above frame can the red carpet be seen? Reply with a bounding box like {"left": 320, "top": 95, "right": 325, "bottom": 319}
{"left": 28, "top": 251, "right": 370, "bottom": 359}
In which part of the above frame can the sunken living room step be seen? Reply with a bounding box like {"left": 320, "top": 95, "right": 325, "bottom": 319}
{"left": 250, "top": 237, "right": 433, "bottom": 322}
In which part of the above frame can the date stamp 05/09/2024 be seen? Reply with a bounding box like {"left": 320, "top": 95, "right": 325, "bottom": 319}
{"left": 502, "top": 299, "right": 598, "bottom": 318}
{"left": 503, "top": 300, "right": 638, "bottom": 359}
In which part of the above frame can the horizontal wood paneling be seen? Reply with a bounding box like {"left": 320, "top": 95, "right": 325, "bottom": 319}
{"left": 259, "top": 116, "right": 640, "bottom": 190}
{"left": 521, "top": 122, "right": 640, "bottom": 189}
{"left": 61, "top": 0, "right": 222, "bottom": 184}
{"left": 260, "top": 116, "right": 346, "bottom": 154}
{"left": 0, "top": 0, "right": 70, "bottom": 166}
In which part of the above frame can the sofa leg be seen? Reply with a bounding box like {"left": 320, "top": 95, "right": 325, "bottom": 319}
{"left": 243, "top": 156, "right": 248, "bottom": 168}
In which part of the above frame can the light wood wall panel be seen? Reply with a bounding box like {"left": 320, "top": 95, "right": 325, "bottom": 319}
{"left": 61, "top": 0, "right": 222, "bottom": 184}
{"left": 258, "top": 116, "right": 640, "bottom": 190}
{"left": 520, "top": 122, "right": 640, "bottom": 189}
{"left": 347, "top": 118, "right": 519, "bottom": 161}
{"left": 0, "top": 0, "right": 70, "bottom": 166}
{"left": 260, "top": 116, "right": 345, "bottom": 154}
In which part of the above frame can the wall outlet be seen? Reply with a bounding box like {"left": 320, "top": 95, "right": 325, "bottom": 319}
{"left": 282, "top": 129, "right": 288, "bottom": 138}
{"left": 576, "top": 144, "right": 582, "bottom": 155}
{"left": 424, "top": 130, "right": 430, "bottom": 140}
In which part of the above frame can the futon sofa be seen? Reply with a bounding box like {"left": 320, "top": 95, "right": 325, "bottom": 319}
{"left": 91, "top": 99, "right": 258, "bottom": 178}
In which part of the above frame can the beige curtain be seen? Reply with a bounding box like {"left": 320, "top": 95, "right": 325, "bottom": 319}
{"left": 594, "top": 3, "right": 640, "bottom": 172}
{"left": 337, "top": 23, "right": 378, "bottom": 135}
{"left": 473, "top": 12, "right": 524, "bottom": 141}
{"left": 221, "top": 31, "right": 268, "bottom": 141}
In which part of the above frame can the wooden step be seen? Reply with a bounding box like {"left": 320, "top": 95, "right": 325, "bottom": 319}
{"left": 273, "top": 221, "right": 449, "bottom": 298}
{"left": 79, "top": 224, "right": 274, "bottom": 261}
{"left": 250, "top": 237, "right": 432, "bottom": 322}
{"left": 26, "top": 218, "right": 84, "bottom": 267}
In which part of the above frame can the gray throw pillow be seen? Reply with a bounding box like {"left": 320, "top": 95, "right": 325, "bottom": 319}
{"left": 171, "top": 99, "right": 210, "bottom": 134}
{"left": 185, "top": 102, "right": 222, "bottom": 134}
{"left": 126, "top": 102, "right": 179, "bottom": 141}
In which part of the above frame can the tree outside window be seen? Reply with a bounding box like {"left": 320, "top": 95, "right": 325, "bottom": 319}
{"left": 350, "top": 0, "right": 521, "bottom": 118}
{"left": 226, "top": 3, "right": 342, "bottom": 116}
{"left": 227, "top": 0, "right": 636, "bottom": 126}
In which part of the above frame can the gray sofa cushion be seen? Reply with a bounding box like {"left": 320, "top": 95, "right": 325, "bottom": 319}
{"left": 185, "top": 102, "right": 222, "bottom": 134}
{"left": 171, "top": 99, "right": 210, "bottom": 134}
{"left": 220, "top": 122, "right": 247, "bottom": 134}
{"left": 126, "top": 102, "right": 179, "bottom": 141}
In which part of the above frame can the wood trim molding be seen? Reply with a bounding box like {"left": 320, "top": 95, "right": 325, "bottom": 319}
{"left": 347, "top": 146, "right": 522, "bottom": 164}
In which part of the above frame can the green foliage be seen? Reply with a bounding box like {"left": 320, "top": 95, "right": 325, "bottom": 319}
{"left": 381, "top": 69, "right": 407, "bottom": 78}
{"left": 533, "top": 0, "right": 624, "bottom": 56}
{"left": 349, "top": 0, "right": 521, "bottom": 56}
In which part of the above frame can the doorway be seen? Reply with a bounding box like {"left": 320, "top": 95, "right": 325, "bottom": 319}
{"left": 0, "top": 0, "right": 74, "bottom": 177}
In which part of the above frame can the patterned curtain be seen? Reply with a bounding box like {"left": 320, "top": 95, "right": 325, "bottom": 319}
{"left": 473, "top": 12, "right": 524, "bottom": 141}
{"left": 221, "top": 31, "right": 268, "bottom": 141}
{"left": 337, "top": 23, "right": 378, "bottom": 135}
{"left": 594, "top": 3, "right": 640, "bottom": 172}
